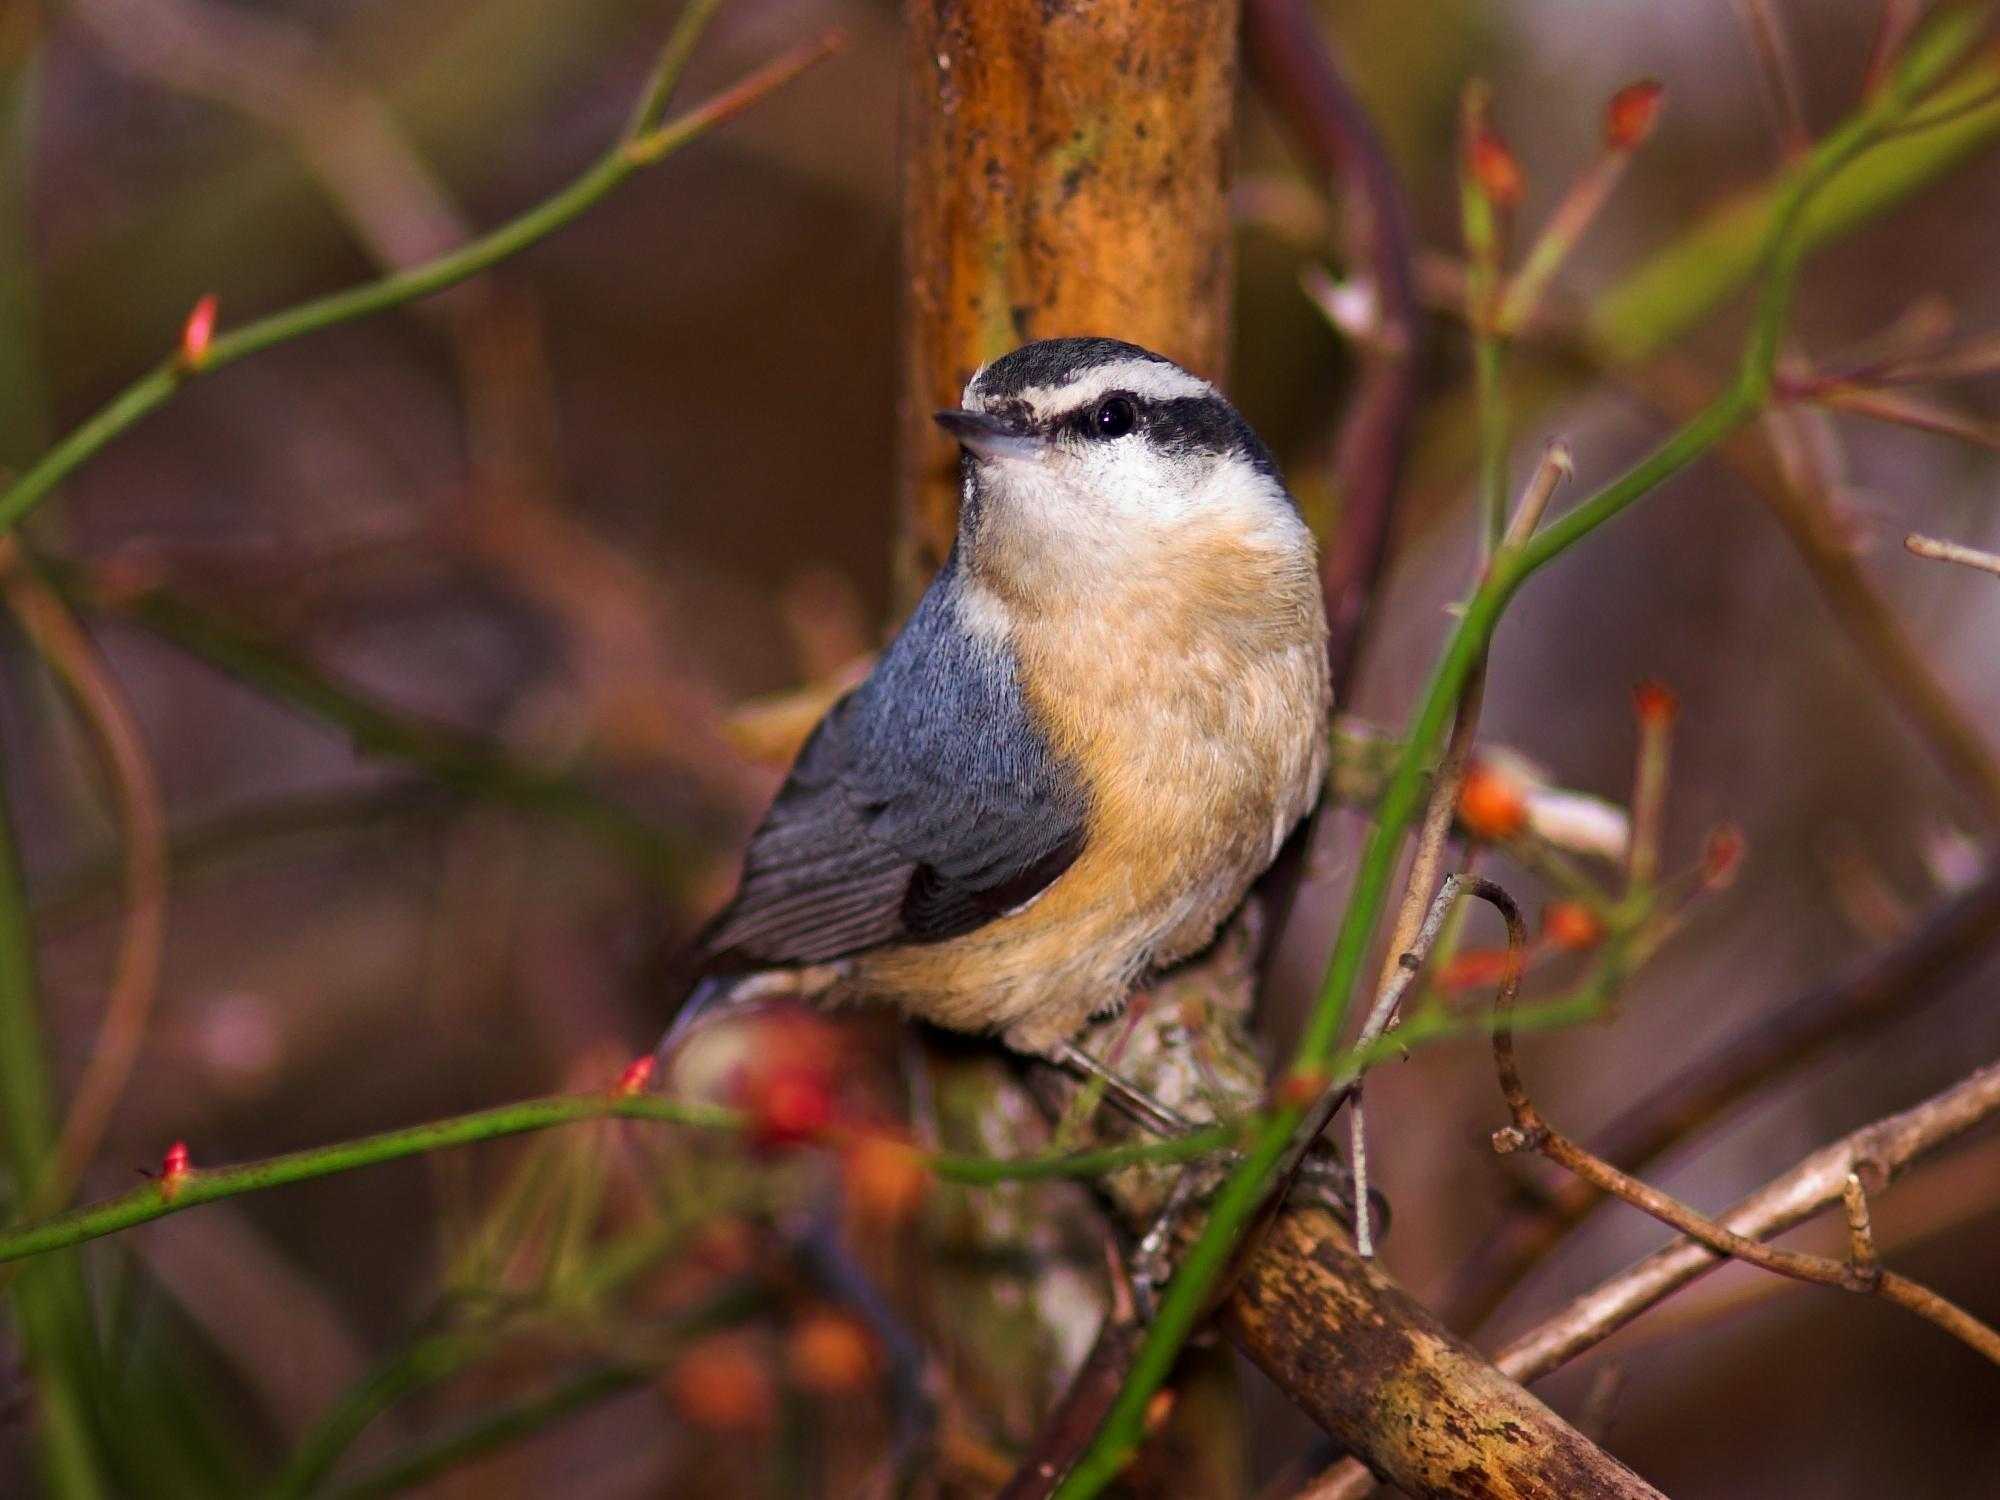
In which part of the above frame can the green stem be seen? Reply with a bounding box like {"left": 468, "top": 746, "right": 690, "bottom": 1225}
{"left": 0, "top": 1096, "right": 1243, "bottom": 1266}
{"left": 1474, "top": 332, "right": 1509, "bottom": 554}
{"left": 0, "top": 731, "right": 108, "bottom": 1496}
{"left": 1053, "top": 14, "right": 1984, "bottom": 1492}
{"left": 0, "top": 24, "right": 841, "bottom": 540}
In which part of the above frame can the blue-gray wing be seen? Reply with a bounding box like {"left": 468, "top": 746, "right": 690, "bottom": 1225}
{"left": 697, "top": 572, "right": 1088, "bottom": 968}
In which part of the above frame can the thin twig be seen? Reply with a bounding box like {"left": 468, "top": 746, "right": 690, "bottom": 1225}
{"left": 1906, "top": 532, "right": 2000, "bottom": 576}
{"left": 1734, "top": 0, "right": 1812, "bottom": 158}
{"left": 1841, "top": 1171, "right": 1881, "bottom": 1286}
{"left": 1500, "top": 441, "right": 1574, "bottom": 551}
{"left": 1346, "top": 873, "right": 1479, "bottom": 1256}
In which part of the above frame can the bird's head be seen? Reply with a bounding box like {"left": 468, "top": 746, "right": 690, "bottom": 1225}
{"left": 933, "top": 338, "right": 1308, "bottom": 603}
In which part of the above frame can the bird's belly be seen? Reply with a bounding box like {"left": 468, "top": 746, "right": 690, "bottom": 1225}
{"left": 850, "top": 631, "right": 1327, "bottom": 1052}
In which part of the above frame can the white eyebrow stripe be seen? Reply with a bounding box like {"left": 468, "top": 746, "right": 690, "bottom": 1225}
{"left": 966, "top": 358, "right": 1215, "bottom": 413}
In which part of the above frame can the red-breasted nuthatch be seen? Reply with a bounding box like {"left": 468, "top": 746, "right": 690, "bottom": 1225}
{"left": 671, "top": 337, "right": 1330, "bottom": 1080}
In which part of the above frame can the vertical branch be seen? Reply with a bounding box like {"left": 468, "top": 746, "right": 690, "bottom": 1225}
{"left": 897, "top": 0, "right": 1242, "bottom": 601}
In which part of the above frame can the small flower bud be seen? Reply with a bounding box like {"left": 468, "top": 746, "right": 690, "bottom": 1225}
{"left": 1439, "top": 949, "right": 1518, "bottom": 990}
{"left": 159, "top": 1141, "right": 191, "bottom": 1201}
{"left": 178, "top": 295, "right": 218, "bottom": 371}
{"left": 741, "top": 1063, "right": 834, "bottom": 1148}
{"left": 613, "top": 1054, "right": 655, "bottom": 1097}
{"left": 1274, "top": 1070, "right": 1330, "bottom": 1110}
{"left": 1702, "top": 824, "right": 1747, "bottom": 889}
{"left": 1605, "top": 80, "right": 1665, "bottom": 150}
{"left": 1632, "top": 678, "right": 1680, "bottom": 728}
{"left": 1468, "top": 127, "right": 1525, "bottom": 210}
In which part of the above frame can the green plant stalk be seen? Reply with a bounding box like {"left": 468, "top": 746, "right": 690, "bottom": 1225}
{"left": 40, "top": 560, "right": 685, "bottom": 886}
{"left": 0, "top": 752, "right": 107, "bottom": 1496}
{"left": 0, "top": 25, "right": 841, "bottom": 540}
{"left": 1053, "top": 13, "right": 1983, "bottom": 1491}
{"left": 0, "top": 1096, "right": 1248, "bottom": 1265}
{"left": 1589, "top": 56, "right": 2000, "bottom": 365}
{"left": 1474, "top": 332, "right": 1510, "bottom": 554}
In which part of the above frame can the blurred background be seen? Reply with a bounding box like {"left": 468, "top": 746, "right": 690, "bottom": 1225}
{"left": 2, "top": 0, "right": 1999, "bottom": 1494}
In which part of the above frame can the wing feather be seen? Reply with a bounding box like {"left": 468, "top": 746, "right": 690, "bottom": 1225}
{"left": 698, "top": 568, "right": 1087, "bottom": 969}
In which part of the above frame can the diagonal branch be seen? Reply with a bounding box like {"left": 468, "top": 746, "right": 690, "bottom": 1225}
{"left": 1495, "top": 1055, "right": 2000, "bottom": 1381}
{"left": 1491, "top": 939, "right": 2000, "bottom": 1365}
{"left": 1446, "top": 852, "right": 2000, "bottom": 1331}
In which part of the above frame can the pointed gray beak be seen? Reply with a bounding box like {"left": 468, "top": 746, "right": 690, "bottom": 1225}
{"left": 933, "top": 408, "right": 1045, "bottom": 460}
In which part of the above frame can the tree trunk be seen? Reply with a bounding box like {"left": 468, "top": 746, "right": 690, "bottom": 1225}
{"left": 897, "top": 0, "right": 1241, "bottom": 599}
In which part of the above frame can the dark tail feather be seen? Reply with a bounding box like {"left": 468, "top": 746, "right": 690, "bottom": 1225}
{"left": 655, "top": 970, "right": 747, "bottom": 1063}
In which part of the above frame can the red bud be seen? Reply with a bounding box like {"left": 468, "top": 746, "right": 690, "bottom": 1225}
{"left": 160, "top": 1141, "right": 191, "bottom": 1201}
{"left": 613, "top": 1054, "right": 655, "bottom": 1097}
{"left": 1605, "top": 80, "right": 1665, "bottom": 150}
{"left": 1633, "top": 678, "right": 1680, "bottom": 729}
{"left": 1469, "top": 127, "right": 1525, "bottom": 210}
{"left": 1702, "top": 824, "right": 1747, "bottom": 889}
{"left": 179, "top": 295, "right": 218, "bottom": 371}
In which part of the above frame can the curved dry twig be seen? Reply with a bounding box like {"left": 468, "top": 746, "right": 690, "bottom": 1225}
{"left": 0, "top": 547, "right": 168, "bottom": 1211}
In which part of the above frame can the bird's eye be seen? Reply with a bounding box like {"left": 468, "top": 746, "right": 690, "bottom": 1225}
{"left": 1092, "top": 396, "right": 1137, "bottom": 439}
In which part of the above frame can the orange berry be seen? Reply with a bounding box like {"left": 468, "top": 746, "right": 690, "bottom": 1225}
{"left": 1457, "top": 761, "right": 1528, "bottom": 841}
{"left": 843, "top": 1132, "right": 929, "bottom": 1224}
{"left": 667, "top": 1334, "right": 775, "bottom": 1431}
{"left": 1439, "top": 949, "right": 1518, "bottom": 991}
{"left": 1541, "top": 901, "right": 1604, "bottom": 952}
{"left": 787, "top": 1310, "right": 878, "bottom": 1395}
